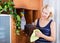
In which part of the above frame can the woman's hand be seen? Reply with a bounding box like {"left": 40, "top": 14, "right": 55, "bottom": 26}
{"left": 35, "top": 31, "right": 43, "bottom": 37}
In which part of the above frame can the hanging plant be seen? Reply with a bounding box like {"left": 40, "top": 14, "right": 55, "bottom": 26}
{"left": 0, "top": 0, "right": 21, "bottom": 35}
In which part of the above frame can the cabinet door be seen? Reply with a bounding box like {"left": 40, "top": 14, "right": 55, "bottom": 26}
{"left": 0, "top": 15, "right": 16, "bottom": 43}
{"left": 0, "top": 15, "right": 10, "bottom": 43}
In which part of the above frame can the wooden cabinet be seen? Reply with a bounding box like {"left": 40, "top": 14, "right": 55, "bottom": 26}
{"left": 1, "top": 0, "right": 43, "bottom": 43}
{"left": 16, "top": 9, "right": 41, "bottom": 24}
{"left": 13, "top": 0, "right": 43, "bottom": 23}
{"left": 16, "top": 30, "right": 34, "bottom": 43}
{"left": 16, "top": 30, "right": 28, "bottom": 43}
{"left": 13, "top": 0, "right": 43, "bottom": 10}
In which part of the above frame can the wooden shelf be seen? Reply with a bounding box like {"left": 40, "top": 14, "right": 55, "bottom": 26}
{"left": 13, "top": 0, "right": 43, "bottom": 10}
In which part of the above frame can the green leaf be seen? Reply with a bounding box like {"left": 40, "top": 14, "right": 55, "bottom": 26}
{"left": 16, "top": 29, "right": 20, "bottom": 35}
{"left": 14, "top": 8, "right": 17, "bottom": 14}
{"left": 9, "top": 11, "right": 14, "bottom": 14}
{"left": 0, "top": 9, "right": 4, "bottom": 14}
{"left": 8, "top": 1, "right": 11, "bottom": 5}
{"left": 0, "top": 0, "right": 2, "bottom": 2}
{"left": 16, "top": 29, "right": 20, "bottom": 33}
{"left": 9, "top": 6, "right": 13, "bottom": 11}
{"left": 10, "top": 1, "right": 14, "bottom": 5}
{"left": 0, "top": 5, "right": 2, "bottom": 10}
{"left": 8, "top": 1, "right": 14, "bottom": 6}
{"left": 3, "top": 5, "right": 8, "bottom": 12}
{"left": 16, "top": 22, "right": 20, "bottom": 27}
{"left": 16, "top": 21, "right": 21, "bottom": 29}
{"left": 5, "top": 5, "right": 8, "bottom": 9}
{"left": 13, "top": 13, "right": 17, "bottom": 19}
{"left": 18, "top": 27, "right": 21, "bottom": 29}
{"left": 16, "top": 15, "right": 21, "bottom": 21}
{"left": 3, "top": 2, "right": 8, "bottom": 6}
{"left": 16, "top": 23, "right": 19, "bottom": 27}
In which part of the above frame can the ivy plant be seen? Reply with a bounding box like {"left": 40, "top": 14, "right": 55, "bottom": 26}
{"left": 0, "top": 0, "right": 21, "bottom": 35}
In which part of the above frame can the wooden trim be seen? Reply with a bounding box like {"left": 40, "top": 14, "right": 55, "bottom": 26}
{"left": 11, "top": 17, "right": 16, "bottom": 43}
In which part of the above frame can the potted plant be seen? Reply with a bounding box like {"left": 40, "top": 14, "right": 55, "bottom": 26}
{"left": 0, "top": 0, "right": 21, "bottom": 35}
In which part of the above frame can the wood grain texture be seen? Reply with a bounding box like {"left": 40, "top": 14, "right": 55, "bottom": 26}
{"left": 13, "top": 0, "right": 43, "bottom": 10}
{"left": 11, "top": 17, "right": 16, "bottom": 43}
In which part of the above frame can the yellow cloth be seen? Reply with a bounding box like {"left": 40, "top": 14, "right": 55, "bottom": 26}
{"left": 30, "top": 29, "right": 40, "bottom": 42}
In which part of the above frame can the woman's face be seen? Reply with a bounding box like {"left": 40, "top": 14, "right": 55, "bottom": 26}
{"left": 41, "top": 8, "right": 50, "bottom": 19}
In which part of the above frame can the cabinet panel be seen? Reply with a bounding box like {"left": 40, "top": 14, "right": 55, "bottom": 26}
{"left": 0, "top": 15, "right": 16, "bottom": 43}
{"left": 13, "top": 0, "right": 43, "bottom": 10}
{"left": 0, "top": 15, "right": 10, "bottom": 43}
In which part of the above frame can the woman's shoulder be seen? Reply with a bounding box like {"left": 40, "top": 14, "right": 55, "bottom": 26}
{"left": 50, "top": 20, "right": 56, "bottom": 27}
{"left": 51, "top": 19, "right": 55, "bottom": 24}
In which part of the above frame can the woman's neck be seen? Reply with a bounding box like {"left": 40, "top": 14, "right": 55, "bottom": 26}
{"left": 40, "top": 18, "right": 48, "bottom": 21}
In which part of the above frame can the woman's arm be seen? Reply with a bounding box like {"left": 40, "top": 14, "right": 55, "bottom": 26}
{"left": 41, "top": 21, "right": 56, "bottom": 41}
{"left": 35, "top": 21, "right": 56, "bottom": 42}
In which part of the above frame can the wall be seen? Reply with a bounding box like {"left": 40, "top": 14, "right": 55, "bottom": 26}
{"left": 43, "top": 0, "right": 60, "bottom": 43}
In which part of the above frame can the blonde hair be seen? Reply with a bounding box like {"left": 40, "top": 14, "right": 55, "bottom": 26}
{"left": 42, "top": 5, "right": 54, "bottom": 19}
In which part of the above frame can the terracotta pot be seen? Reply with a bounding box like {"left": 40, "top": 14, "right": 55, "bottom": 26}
{"left": 13, "top": 0, "right": 43, "bottom": 10}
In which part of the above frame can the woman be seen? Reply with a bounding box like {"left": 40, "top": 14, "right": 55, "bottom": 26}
{"left": 34, "top": 5, "right": 56, "bottom": 43}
